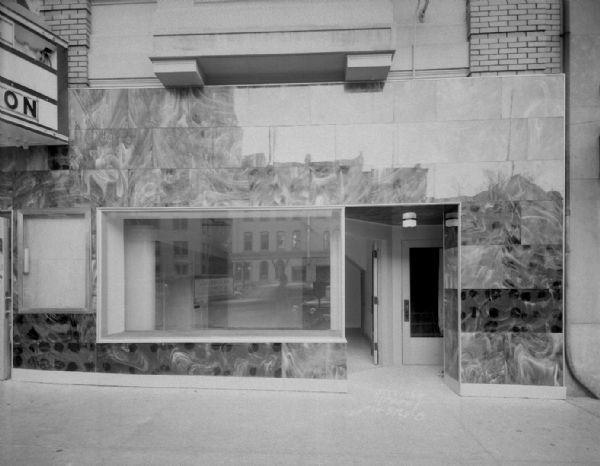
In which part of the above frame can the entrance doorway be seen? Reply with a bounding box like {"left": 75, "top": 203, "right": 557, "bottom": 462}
{"left": 401, "top": 240, "right": 443, "bottom": 365}
{"left": 345, "top": 204, "right": 447, "bottom": 369}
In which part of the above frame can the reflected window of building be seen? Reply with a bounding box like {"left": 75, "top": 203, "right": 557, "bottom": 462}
{"left": 97, "top": 208, "right": 342, "bottom": 338}
{"left": 173, "top": 240, "right": 188, "bottom": 257}
{"left": 173, "top": 218, "right": 188, "bottom": 230}
{"left": 276, "top": 231, "right": 285, "bottom": 250}
{"left": 244, "top": 232, "right": 252, "bottom": 251}
{"left": 260, "top": 231, "right": 269, "bottom": 250}
{"left": 292, "top": 230, "right": 301, "bottom": 249}
{"left": 260, "top": 261, "right": 269, "bottom": 280}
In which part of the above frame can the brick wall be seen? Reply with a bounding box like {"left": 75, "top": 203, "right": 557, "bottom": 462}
{"left": 468, "top": 0, "right": 562, "bottom": 76}
{"left": 40, "top": 0, "right": 91, "bottom": 87}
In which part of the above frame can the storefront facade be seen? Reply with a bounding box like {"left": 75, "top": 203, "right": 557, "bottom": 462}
{"left": 0, "top": 0, "right": 569, "bottom": 398}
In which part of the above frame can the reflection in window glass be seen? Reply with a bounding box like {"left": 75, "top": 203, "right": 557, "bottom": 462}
{"left": 260, "top": 261, "right": 269, "bottom": 280}
{"left": 323, "top": 230, "right": 330, "bottom": 250}
{"left": 276, "top": 231, "right": 285, "bottom": 250}
{"left": 292, "top": 230, "right": 301, "bottom": 249}
{"left": 243, "top": 232, "right": 252, "bottom": 251}
{"left": 260, "top": 231, "right": 269, "bottom": 250}
{"left": 105, "top": 210, "right": 340, "bottom": 333}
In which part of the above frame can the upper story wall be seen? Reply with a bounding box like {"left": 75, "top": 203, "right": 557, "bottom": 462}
{"left": 87, "top": 0, "right": 469, "bottom": 86}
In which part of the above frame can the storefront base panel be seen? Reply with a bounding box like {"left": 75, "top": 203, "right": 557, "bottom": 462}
{"left": 460, "top": 382, "right": 566, "bottom": 400}
{"left": 11, "top": 368, "right": 348, "bottom": 393}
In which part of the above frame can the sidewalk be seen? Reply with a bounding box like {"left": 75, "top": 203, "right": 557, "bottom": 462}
{"left": 1, "top": 366, "right": 599, "bottom": 465}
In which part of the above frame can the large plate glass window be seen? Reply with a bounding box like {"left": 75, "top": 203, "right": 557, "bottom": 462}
{"left": 98, "top": 208, "right": 342, "bottom": 340}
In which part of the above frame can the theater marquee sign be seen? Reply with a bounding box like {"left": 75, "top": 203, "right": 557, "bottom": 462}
{"left": 0, "top": 3, "right": 68, "bottom": 148}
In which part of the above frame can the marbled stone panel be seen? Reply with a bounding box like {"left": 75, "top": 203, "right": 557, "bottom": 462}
{"left": 248, "top": 164, "right": 341, "bottom": 206}
{"left": 520, "top": 200, "right": 563, "bottom": 245}
{"left": 461, "top": 202, "right": 520, "bottom": 246}
{"left": 501, "top": 75, "right": 565, "bottom": 119}
{"left": 505, "top": 333, "right": 563, "bottom": 386}
{"left": 13, "top": 171, "right": 88, "bottom": 208}
{"left": 436, "top": 77, "right": 502, "bottom": 121}
{"left": 461, "top": 332, "right": 507, "bottom": 384}
{"left": 527, "top": 117, "right": 564, "bottom": 161}
{"left": 96, "top": 343, "right": 161, "bottom": 374}
{"left": 444, "top": 329, "right": 459, "bottom": 380}
{"left": 502, "top": 245, "right": 563, "bottom": 289}
{"left": 158, "top": 343, "right": 282, "bottom": 377}
{"left": 309, "top": 83, "right": 394, "bottom": 125}
{"left": 282, "top": 343, "right": 346, "bottom": 379}
{"left": 13, "top": 313, "right": 96, "bottom": 345}
{"left": 13, "top": 342, "right": 96, "bottom": 372}
{"left": 128, "top": 88, "right": 191, "bottom": 128}
{"left": 13, "top": 170, "right": 127, "bottom": 208}
{"left": 461, "top": 288, "right": 562, "bottom": 333}
{"left": 69, "top": 88, "right": 129, "bottom": 130}
{"left": 512, "top": 161, "right": 564, "bottom": 198}
{"left": 461, "top": 245, "right": 562, "bottom": 289}
{"left": 395, "top": 120, "right": 510, "bottom": 165}
{"left": 335, "top": 124, "right": 394, "bottom": 170}
{"left": 368, "top": 167, "right": 428, "bottom": 204}
{"left": 392, "top": 79, "right": 437, "bottom": 123}
{"left": 461, "top": 331, "right": 563, "bottom": 386}
{"left": 190, "top": 87, "right": 237, "bottom": 128}
{"left": 69, "top": 129, "right": 153, "bottom": 170}
{"left": 232, "top": 86, "right": 311, "bottom": 126}
{"left": 12, "top": 313, "right": 97, "bottom": 372}
{"left": 127, "top": 169, "right": 233, "bottom": 207}
{"left": 271, "top": 126, "right": 335, "bottom": 164}
{"left": 444, "top": 289, "right": 459, "bottom": 332}
{"left": 152, "top": 128, "right": 211, "bottom": 169}
{"left": 213, "top": 127, "right": 269, "bottom": 169}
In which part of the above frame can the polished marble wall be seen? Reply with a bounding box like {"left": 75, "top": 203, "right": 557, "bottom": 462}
{"left": 0, "top": 75, "right": 564, "bottom": 385}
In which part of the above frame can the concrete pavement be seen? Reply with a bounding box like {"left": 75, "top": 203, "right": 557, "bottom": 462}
{"left": 1, "top": 365, "right": 599, "bottom": 465}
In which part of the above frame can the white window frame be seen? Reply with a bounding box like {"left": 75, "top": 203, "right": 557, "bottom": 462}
{"left": 96, "top": 207, "right": 345, "bottom": 343}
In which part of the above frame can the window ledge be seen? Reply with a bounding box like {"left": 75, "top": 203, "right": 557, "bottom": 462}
{"left": 98, "top": 330, "right": 346, "bottom": 344}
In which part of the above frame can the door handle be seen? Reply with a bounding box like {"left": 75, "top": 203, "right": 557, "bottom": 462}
{"left": 404, "top": 299, "right": 410, "bottom": 322}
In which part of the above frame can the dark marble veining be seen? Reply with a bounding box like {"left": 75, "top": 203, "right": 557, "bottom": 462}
{"left": 69, "top": 129, "right": 153, "bottom": 170}
{"left": 461, "top": 288, "right": 562, "bottom": 333}
{"left": 96, "top": 343, "right": 160, "bottom": 374}
{"left": 461, "top": 201, "right": 520, "bottom": 246}
{"left": 462, "top": 244, "right": 562, "bottom": 289}
{"left": 13, "top": 170, "right": 127, "bottom": 208}
{"left": 13, "top": 313, "right": 97, "bottom": 372}
{"left": 189, "top": 87, "right": 237, "bottom": 128}
{"left": 13, "top": 313, "right": 97, "bottom": 344}
{"left": 128, "top": 88, "right": 191, "bottom": 129}
{"left": 367, "top": 167, "right": 428, "bottom": 204}
{"left": 520, "top": 200, "right": 563, "bottom": 245}
{"left": 69, "top": 88, "right": 129, "bottom": 131}
{"left": 159, "top": 343, "right": 281, "bottom": 377}
{"left": 461, "top": 331, "right": 562, "bottom": 386}
{"left": 282, "top": 343, "right": 346, "bottom": 379}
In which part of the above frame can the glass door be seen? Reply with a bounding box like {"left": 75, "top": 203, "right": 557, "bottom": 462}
{"left": 401, "top": 240, "right": 443, "bottom": 365}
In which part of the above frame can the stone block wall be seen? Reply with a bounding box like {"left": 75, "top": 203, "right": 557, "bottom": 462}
{"left": 40, "top": 0, "right": 91, "bottom": 87}
{"left": 469, "top": 0, "right": 562, "bottom": 75}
